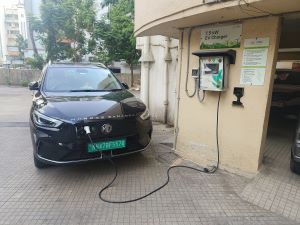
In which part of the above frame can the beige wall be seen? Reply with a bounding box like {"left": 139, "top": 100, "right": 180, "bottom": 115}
{"left": 175, "top": 17, "right": 281, "bottom": 176}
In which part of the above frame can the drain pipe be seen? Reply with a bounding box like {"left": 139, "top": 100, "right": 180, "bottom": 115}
{"left": 139, "top": 36, "right": 154, "bottom": 108}
{"left": 164, "top": 37, "right": 172, "bottom": 124}
{"left": 144, "top": 62, "right": 150, "bottom": 107}
{"left": 173, "top": 29, "right": 184, "bottom": 151}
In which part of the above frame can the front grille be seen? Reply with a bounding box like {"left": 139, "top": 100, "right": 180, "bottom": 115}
{"left": 75, "top": 118, "right": 137, "bottom": 139}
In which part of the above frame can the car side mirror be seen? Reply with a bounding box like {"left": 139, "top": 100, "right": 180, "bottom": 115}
{"left": 28, "top": 81, "right": 39, "bottom": 91}
{"left": 122, "top": 82, "right": 129, "bottom": 90}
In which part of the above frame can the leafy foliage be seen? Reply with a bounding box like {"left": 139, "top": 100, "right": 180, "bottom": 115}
{"left": 15, "top": 34, "right": 28, "bottom": 60}
{"left": 27, "top": 14, "right": 41, "bottom": 55}
{"left": 94, "top": 0, "right": 139, "bottom": 86}
{"left": 28, "top": 0, "right": 96, "bottom": 62}
{"left": 61, "top": 0, "right": 97, "bottom": 61}
{"left": 26, "top": 54, "right": 45, "bottom": 70}
{"left": 101, "top": 0, "right": 119, "bottom": 8}
{"left": 26, "top": 0, "right": 139, "bottom": 82}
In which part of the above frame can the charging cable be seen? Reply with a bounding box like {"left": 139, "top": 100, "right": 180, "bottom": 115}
{"left": 185, "top": 28, "right": 197, "bottom": 98}
{"left": 86, "top": 131, "right": 218, "bottom": 204}
{"left": 197, "top": 89, "right": 206, "bottom": 103}
{"left": 99, "top": 159, "right": 215, "bottom": 204}
{"left": 84, "top": 90, "right": 221, "bottom": 204}
{"left": 86, "top": 139, "right": 219, "bottom": 204}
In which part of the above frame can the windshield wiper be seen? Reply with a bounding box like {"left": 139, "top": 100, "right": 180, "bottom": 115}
{"left": 69, "top": 89, "right": 123, "bottom": 92}
{"left": 107, "top": 89, "right": 123, "bottom": 92}
{"left": 69, "top": 89, "right": 106, "bottom": 92}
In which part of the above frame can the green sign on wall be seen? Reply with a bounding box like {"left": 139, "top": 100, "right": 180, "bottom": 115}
{"left": 200, "top": 24, "right": 242, "bottom": 49}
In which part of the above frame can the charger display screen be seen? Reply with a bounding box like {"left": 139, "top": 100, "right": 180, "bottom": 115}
{"left": 200, "top": 56, "right": 224, "bottom": 91}
{"left": 204, "top": 63, "right": 219, "bottom": 75}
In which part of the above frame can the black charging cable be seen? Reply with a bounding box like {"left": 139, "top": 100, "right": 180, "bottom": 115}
{"left": 86, "top": 92, "right": 222, "bottom": 204}
{"left": 98, "top": 159, "right": 214, "bottom": 204}
{"left": 185, "top": 28, "right": 197, "bottom": 98}
{"left": 215, "top": 92, "right": 221, "bottom": 171}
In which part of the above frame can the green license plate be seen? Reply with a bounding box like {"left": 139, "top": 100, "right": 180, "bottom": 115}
{"left": 87, "top": 139, "right": 126, "bottom": 153}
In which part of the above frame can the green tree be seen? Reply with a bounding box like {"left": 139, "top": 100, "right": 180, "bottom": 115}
{"left": 27, "top": 14, "right": 40, "bottom": 55}
{"left": 94, "top": 0, "right": 139, "bottom": 87}
{"left": 26, "top": 55, "right": 45, "bottom": 70}
{"left": 16, "top": 34, "right": 28, "bottom": 61}
{"left": 101, "top": 0, "right": 119, "bottom": 7}
{"left": 27, "top": 1, "right": 71, "bottom": 62}
{"left": 61, "top": 0, "right": 96, "bottom": 61}
{"left": 28, "top": 0, "right": 96, "bottom": 62}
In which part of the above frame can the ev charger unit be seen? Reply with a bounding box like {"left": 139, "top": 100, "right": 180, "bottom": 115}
{"left": 192, "top": 49, "right": 236, "bottom": 92}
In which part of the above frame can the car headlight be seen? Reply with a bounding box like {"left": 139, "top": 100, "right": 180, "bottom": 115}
{"left": 140, "top": 108, "right": 150, "bottom": 120}
{"left": 32, "top": 111, "right": 63, "bottom": 128}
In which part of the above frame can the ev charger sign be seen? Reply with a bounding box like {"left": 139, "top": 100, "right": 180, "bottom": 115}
{"left": 200, "top": 56, "right": 227, "bottom": 91}
{"left": 200, "top": 24, "right": 242, "bottom": 49}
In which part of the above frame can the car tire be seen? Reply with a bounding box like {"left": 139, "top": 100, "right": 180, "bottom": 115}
{"left": 290, "top": 154, "right": 300, "bottom": 174}
{"left": 34, "top": 156, "right": 49, "bottom": 169}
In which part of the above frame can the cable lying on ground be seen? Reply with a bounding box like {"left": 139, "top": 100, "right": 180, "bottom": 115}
{"left": 98, "top": 158, "right": 216, "bottom": 204}
{"left": 87, "top": 92, "right": 222, "bottom": 204}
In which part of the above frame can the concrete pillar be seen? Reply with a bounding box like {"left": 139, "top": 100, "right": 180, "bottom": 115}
{"left": 139, "top": 36, "right": 154, "bottom": 108}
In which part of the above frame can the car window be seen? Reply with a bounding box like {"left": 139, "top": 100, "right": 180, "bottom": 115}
{"left": 43, "top": 67, "right": 122, "bottom": 92}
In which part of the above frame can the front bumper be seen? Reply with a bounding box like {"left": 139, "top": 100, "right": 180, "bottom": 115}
{"left": 35, "top": 142, "right": 151, "bottom": 165}
{"left": 30, "top": 118, "right": 152, "bottom": 165}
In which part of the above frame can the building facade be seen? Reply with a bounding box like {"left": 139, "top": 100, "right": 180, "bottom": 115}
{"left": 135, "top": 0, "right": 300, "bottom": 176}
{"left": 0, "top": 1, "right": 27, "bottom": 65}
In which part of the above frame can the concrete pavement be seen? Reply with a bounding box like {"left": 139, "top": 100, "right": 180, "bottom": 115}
{"left": 0, "top": 86, "right": 297, "bottom": 225}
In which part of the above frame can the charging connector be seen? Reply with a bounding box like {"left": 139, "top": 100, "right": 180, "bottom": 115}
{"left": 84, "top": 126, "right": 91, "bottom": 134}
{"left": 85, "top": 127, "right": 103, "bottom": 160}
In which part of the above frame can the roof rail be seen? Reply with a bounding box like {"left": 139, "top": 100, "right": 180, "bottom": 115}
{"left": 51, "top": 61, "right": 106, "bottom": 68}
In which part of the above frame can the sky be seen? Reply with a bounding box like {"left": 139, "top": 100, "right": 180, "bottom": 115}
{"left": 0, "top": 0, "right": 22, "bottom": 6}
{"left": 0, "top": 0, "right": 106, "bottom": 19}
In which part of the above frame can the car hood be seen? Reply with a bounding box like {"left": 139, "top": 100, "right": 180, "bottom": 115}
{"left": 33, "top": 91, "right": 146, "bottom": 123}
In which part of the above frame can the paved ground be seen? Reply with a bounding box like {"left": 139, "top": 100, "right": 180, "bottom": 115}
{"left": 241, "top": 112, "right": 300, "bottom": 223}
{"left": 0, "top": 86, "right": 299, "bottom": 225}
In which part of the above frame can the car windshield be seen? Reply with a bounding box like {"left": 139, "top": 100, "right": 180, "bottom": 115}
{"left": 43, "top": 67, "right": 123, "bottom": 92}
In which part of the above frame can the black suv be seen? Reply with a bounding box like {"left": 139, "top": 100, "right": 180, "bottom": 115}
{"left": 29, "top": 63, "right": 152, "bottom": 168}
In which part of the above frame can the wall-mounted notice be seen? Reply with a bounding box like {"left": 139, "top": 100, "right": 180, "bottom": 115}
{"left": 240, "top": 38, "right": 270, "bottom": 86}
{"left": 200, "top": 24, "right": 242, "bottom": 49}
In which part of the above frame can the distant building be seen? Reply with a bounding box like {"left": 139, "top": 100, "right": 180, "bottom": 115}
{"left": 0, "top": 1, "right": 27, "bottom": 65}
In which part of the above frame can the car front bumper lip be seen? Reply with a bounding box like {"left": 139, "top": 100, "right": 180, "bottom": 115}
{"left": 35, "top": 142, "right": 151, "bottom": 165}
